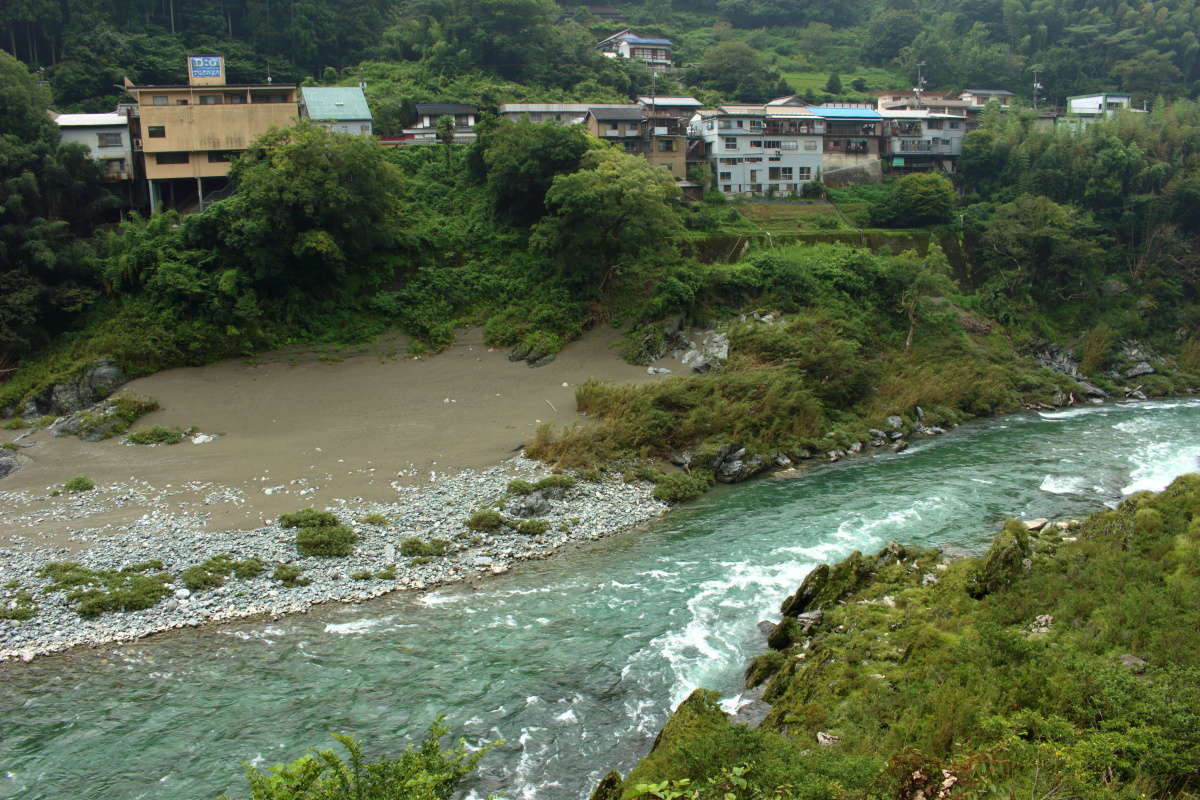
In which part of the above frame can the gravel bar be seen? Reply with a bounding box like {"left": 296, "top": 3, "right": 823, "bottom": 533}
{"left": 0, "top": 456, "right": 668, "bottom": 662}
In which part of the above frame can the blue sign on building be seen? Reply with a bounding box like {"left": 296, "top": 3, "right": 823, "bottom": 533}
{"left": 190, "top": 56, "right": 222, "bottom": 78}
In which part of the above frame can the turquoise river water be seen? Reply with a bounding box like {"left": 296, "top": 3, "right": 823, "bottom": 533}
{"left": 2, "top": 399, "right": 1199, "bottom": 800}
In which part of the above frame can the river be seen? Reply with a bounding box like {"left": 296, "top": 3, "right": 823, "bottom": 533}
{"left": 2, "top": 399, "right": 1198, "bottom": 800}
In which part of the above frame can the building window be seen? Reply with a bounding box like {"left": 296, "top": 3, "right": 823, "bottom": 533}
{"left": 251, "top": 93, "right": 288, "bottom": 104}
{"left": 104, "top": 158, "right": 125, "bottom": 175}
{"left": 154, "top": 152, "right": 188, "bottom": 164}
{"left": 724, "top": 137, "right": 737, "bottom": 151}
{"left": 207, "top": 151, "right": 233, "bottom": 162}
{"left": 657, "top": 139, "right": 674, "bottom": 152}
{"left": 147, "top": 126, "right": 166, "bottom": 138}
{"left": 804, "top": 140, "right": 817, "bottom": 150}
{"left": 719, "top": 171, "right": 731, "bottom": 180}
{"left": 176, "top": 99, "right": 188, "bottom": 105}
{"left": 797, "top": 167, "right": 812, "bottom": 181}
{"left": 226, "top": 94, "right": 246, "bottom": 104}
{"left": 96, "top": 132, "right": 122, "bottom": 148}
{"left": 749, "top": 120, "right": 762, "bottom": 130}
{"left": 199, "top": 95, "right": 223, "bottom": 105}
{"left": 948, "top": 121, "right": 961, "bottom": 129}
{"left": 153, "top": 95, "right": 168, "bottom": 105}
{"left": 926, "top": 119, "right": 943, "bottom": 130}
{"left": 624, "top": 141, "right": 639, "bottom": 153}
{"left": 360, "top": 124, "right": 370, "bottom": 134}
{"left": 768, "top": 166, "right": 793, "bottom": 181}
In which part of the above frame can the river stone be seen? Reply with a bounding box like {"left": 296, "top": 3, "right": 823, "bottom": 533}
{"left": 506, "top": 490, "right": 554, "bottom": 518}
{"left": 0, "top": 455, "right": 20, "bottom": 480}
{"left": 886, "top": 415, "right": 903, "bottom": 429}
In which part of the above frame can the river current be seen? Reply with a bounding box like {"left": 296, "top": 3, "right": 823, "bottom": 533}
{"left": 2, "top": 399, "right": 1198, "bottom": 800}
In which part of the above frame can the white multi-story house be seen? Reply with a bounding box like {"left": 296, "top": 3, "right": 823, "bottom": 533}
{"left": 52, "top": 112, "right": 134, "bottom": 181}
{"left": 959, "top": 89, "right": 1015, "bottom": 108}
{"left": 400, "top": 104, "right": 478, "bottom": 144}
{"left": 1058, "top": 93, "right": 1144, "bottom": 132}
{"left": 877, "top": 108, "right": 966, "bottom": 172}
{"left": 690, "top": 105, "right": 824, "bottom": 196}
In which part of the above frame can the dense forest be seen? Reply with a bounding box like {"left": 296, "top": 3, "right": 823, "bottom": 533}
{"left": 5, "top": 0, "right": 1200, "bottom": 116}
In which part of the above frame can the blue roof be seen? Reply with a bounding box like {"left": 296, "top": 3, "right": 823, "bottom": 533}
{"left": 622, "top": 35, "right": 672, "bottom": 45}
{"left": 805, "top": 106, "right": 881, "bottom": 120}
{"left": 300, "top": 87, "right": 372, "bottom": 121}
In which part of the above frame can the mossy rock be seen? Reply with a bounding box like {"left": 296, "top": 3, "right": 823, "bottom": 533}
{"left": 779, "top": 550, "right": 873, "bottom": 617}
{"left": 624, "top": 689, "right": 732, "bottom": 789}
{"left": 745, "top": 649, "right": 787, "bottom": 688}
{"left": 966, "top": 519, "right": 1030, "bottom": 599}
{"left": 587, "top": 770, "right": 624, "bottom": 800}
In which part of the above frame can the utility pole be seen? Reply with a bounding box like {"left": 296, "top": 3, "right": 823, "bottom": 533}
{"left": 1032, "top": 69, "right": 1043, "bottom": 110}
{"left": 913, "top": 61, "right": 927, "bottom": 108}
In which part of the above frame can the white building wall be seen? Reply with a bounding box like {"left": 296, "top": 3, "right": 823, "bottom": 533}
{"left": 58, "top": 125, "right": 133, "bottom": 179}
{"left": 316, "top": 120, "right": 373, "bottom": 135}
{"left": 696, "top": 117, "right": 823, "bottom": 195}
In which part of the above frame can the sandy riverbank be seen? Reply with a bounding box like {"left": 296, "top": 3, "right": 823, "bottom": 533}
{"left": 0, "top": 327, "right": 679, "bottom": 661}
{"left": 0, "top": 327, "right": 666, "bottom": 548}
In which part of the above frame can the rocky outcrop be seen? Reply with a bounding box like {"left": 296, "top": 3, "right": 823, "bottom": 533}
{"left": 703, "top": 442, "right": 769, "bottom": 484}
{"left": 680, "top": 331, "right": 728, "bottom": 374}
{"left": 966, "top": 519, "right": 1031, "bottom": 599}
{"left": 0, "top": 453, "right": 21, "bottom": 480}
{"left": 21, "top": 359, "right": 126, "bottom": 418}
{"left": 504, "top": 486, "right": 567, "bottom": 518}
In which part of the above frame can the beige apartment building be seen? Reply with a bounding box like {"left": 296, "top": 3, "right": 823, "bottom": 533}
{"left": 124, "top": 56, "right": 296, "bottom": 212}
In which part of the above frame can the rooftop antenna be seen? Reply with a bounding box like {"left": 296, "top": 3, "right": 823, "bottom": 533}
{"left": 913, "top": 61, "right": 927, "bottom": 108}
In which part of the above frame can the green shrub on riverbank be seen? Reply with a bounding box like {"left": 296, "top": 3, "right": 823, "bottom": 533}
{"left": 181, "top": 555, "right": 265, "bottom": 591}
{"left": 280, "top": 508, "right": 358, "bottom": 557}
{"left": 63, "top": 475, "right": 94, "bottom": 493}
{"left": 127, "top": 425, "right": 186, "bottom": 445}
{"left": 272, "top": 564, "right": 310, "bottom": 587}
{"left": 39, "top": 560, "right": 172, "bottom": 617}
{"left": 399, "top": 538, "right": 450, "bottom": 557}
{"left": 226, "top": 718, "right": 492, "bottom": 800}
{"left": 615, "top": 474, "right": 1200, "bottom": 800}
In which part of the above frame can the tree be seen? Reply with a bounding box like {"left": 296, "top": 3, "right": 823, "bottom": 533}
{"left": 850, "top": 77, "right": 868, "bottom": 93}
{"left": 531, "top": 147, "right": 683, "bottom": 291}
{"left": 0, "top": 49, "right": 56, "bottom": 142}
{"left": 692, "top": 40, "right": 790, "bottom": 102}
{"left": 824, "top": 72, "right": 842, "bottom": 94}
{"left": 186, "top": 122, "right": 407, "bottom": 318}
{"left": 435, "top": 114, "right": 456, "bottom": 166}
{"left": 978, "top": 194, "right": 1107, "bottom": 303}
{"left": 469, "top": 118, "right": 595, "bottom": 225}
{"left": 0, "top": 51, "right": 115, "bottom": 363}
{"left": 874, "top": 173, "right": 956, "bottom": 227}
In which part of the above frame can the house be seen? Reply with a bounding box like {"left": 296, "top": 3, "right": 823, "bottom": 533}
{"left": 584, "top": 105, "right": 687, "bottom": 177}
{"left": 53, "top": 112, "right": 135, "bottom": 181}
{"left": 498, "top": 103, "right": 628, "bottom": 125}
{"left": 960, "top": 89, "right": 1015, "bottom": 108}
{"left": 401, "top": 103, "right": 478, "bottom": 144}
{"left": 1057, "top": 93, "right": 1144, "bottom": 133}
{"left": 123, "top": 55, "right": 297, "bottom": 213}
{"left": 637, "top": 96, "right": 702, "bottom": 120}
{"left": 596, "top": 30, "right": 673, "bottom": 67}
{"left": 801, "top": 104, "right": 883, "bottom": 174}
{"left": 299, "top": 86, "right": 372, "bottom": 135}
{"left": 877, "top": 108, "right": 966, "bottom": 172}
{"left": 689, "top": 105, "right": 824, "bottom": 196}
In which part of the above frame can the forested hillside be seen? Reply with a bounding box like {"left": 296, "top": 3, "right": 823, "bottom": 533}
{"left": 5, "top": 0, "right": 1200, "bottom": 116}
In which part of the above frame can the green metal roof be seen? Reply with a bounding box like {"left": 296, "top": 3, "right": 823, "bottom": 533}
{"left": 301, "top": 87, "right": 372, "bottom": 121}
